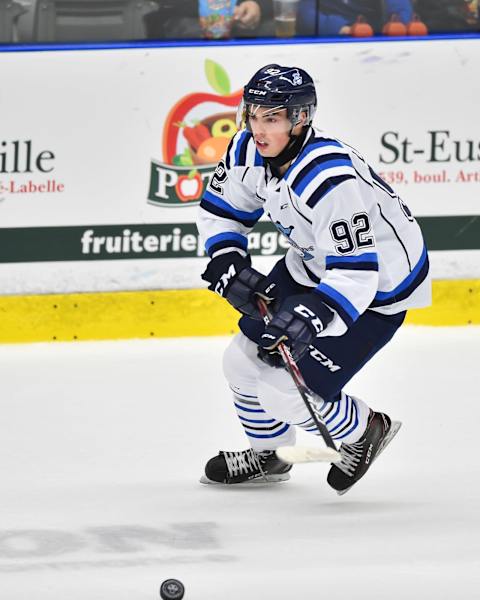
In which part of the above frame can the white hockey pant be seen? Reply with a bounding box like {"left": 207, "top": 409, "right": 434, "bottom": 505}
{"left": 223, "top": 333, "right": 371, "bottom": 452}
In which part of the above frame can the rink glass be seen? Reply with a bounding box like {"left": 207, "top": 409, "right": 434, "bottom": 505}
{"left": 273, "top": 0, "right": 299, "bottom": 37}
{"left": 198, "top": 0, "right": 237, "bottom": 39}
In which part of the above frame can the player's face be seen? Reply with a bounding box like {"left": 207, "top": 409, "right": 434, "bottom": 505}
{"left": 247, "top": 107, "right": 293, "bottom": 157}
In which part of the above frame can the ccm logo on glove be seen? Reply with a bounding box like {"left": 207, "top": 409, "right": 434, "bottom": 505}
{"left": 293, "top": 304, "right": 325, "bottom": 336}
{"left": 259, "top": 292, "right": 334, "bottom": 361}
{"left": 201, "top": 251, "right": 277, "bottom": 319}
{"left": 215, "top": 264, "right": 237, "bottom": 296}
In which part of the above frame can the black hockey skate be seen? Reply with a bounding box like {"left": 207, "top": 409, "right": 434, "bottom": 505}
{"left": 327, "top": 411, "right": 401, "bottom": 496}
{"left": 200, "top": 449, "right": 292, "bottom": 485}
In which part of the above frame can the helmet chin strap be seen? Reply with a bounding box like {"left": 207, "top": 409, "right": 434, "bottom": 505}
{"left": 264, "top": 125, "right": 309, "bottom": 171}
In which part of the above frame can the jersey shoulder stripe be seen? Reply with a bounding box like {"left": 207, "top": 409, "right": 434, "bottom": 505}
{"left": 235, "top": 130, "right": 250, "bottom": 166}
{"left": 227, "top": 130, "right": 263, "bottom": 169}
{"left": 286, "top": 135, "right": 356, "bottom": 207}
{"left": 306, "top": 173, "right": 356, "bottom": 208}
{"left": 224, "top": 136, "right": 236, "bottom": 169}
{"left": 285, "top": 135, "right": 345, "bottom": 183}
{"left": 291, "top": 152, "right": 353, "bottom": 196}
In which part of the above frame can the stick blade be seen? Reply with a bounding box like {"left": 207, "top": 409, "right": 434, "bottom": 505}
{"left": 276, "top": 445, "right": 342, "bottom": 464}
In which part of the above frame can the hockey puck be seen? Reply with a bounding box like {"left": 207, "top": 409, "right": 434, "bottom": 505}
{"left": 159, "top": 579, "right": 185, "bottom": 600}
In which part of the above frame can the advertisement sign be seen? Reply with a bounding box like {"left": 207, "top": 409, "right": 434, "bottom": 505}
{"left": 0, "top": 39, "right": 479, "bottom": 293}
{"left": 148, "top": 59, "right": 242, "bottom": 207}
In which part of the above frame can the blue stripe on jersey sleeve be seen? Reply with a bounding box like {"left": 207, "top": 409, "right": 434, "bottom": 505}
{"left": 326, "top": 252, "right": 379, "bottom": 272}
{"left": 234, "top": 130, "right": 251, "bottom": 166}
{"left": 292, "top": 156, "right": 353, "bottom": 196}
{"left": 372, "top": 246, "right": 429, "bottom": 306}
{"left": 314, "top": 282, "right": 360, "bottom": 327}
{"left": 201, "top": 189, "right": 264, "bottom": 227}
{"left": 205, "top": 232, "right": 249, "bottom": 257}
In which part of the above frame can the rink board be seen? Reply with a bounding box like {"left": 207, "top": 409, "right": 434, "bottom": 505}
{"left": 0, "top": 37, "right": 480, "bottom": 295}
{"left": 0, "top": 279, "right": 478, "bottom": 343}
{"left": 1, "top": 37, "right": 479, "bottom": 343}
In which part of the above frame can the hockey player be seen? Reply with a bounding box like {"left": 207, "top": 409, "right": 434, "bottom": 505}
{"left": 196, "top": 64, "right": 430, "bottom": 494}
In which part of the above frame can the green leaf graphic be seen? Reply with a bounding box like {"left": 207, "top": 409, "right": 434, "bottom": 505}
{"left": 205, "top": 59, "right": 231, "bottom": 95}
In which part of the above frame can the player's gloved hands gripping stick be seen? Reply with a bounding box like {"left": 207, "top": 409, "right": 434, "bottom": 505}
{"left": 201, "top": 251, "right": 276, "bottom": 319}
{"left": 257, "top": 297, "right": 342, "bottom": 465}
{"left": 259, "top": 293, "right": 334, "bottom": 361}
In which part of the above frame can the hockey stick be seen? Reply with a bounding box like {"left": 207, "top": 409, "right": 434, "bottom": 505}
{"left": 257, "top": 298, "right": 341, "bottom": 464}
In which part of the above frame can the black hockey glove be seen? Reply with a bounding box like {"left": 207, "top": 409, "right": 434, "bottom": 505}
{"left": 259, "top": 292, "right": 334, "bottom": 362}
{"left": 201, "top": 251, "right": 277, "bottom": 319}
{"left": 257, "top": 346, "right": 285, "bottom": 369}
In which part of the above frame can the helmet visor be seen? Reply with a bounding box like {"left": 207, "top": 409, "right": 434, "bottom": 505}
{"left": 236, "top": 100, "right": 295, "bottom": 134}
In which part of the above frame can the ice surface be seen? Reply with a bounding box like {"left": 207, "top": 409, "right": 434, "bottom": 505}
{"left": 1, "top": 326, "right": 479, "bottom": 599}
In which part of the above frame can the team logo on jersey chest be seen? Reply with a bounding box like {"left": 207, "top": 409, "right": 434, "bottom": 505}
{"left": 270, "top": 216, "right": 315, "bottom": 261}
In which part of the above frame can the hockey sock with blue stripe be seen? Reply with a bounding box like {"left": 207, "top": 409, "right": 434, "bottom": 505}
{"left": 294, "top": 392, "right": 370, "bottom": 444}
{"left": 232, "top": 388, "right": 296, "bottom": 451}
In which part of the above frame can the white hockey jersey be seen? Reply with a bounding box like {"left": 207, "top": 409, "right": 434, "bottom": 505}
{"left": 197, "top": 127, "right": 431, "bottom": 337}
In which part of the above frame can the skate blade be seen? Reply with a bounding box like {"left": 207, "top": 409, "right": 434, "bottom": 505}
{"left": 336, "top": 486, "right": 352, "bottom": 496}
{"left": 199, "top": 473, "right": 290, "bottom": 486}
{"left": 376, "top": 420, "right": 402, "bottom": 458}
{"left": 336, "top": 420, "right": 402, "bottom": 497}
{"left": 276, "top": 445, "right": 342, "bottom": 464}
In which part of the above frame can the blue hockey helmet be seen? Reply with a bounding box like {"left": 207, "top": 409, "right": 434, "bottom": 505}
{"left": 238, "top": 64, "right": 317, "bottom": 131}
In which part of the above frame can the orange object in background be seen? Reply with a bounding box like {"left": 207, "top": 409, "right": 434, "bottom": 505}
{"left": 350, "top": 16, "right": 374, "bottom": 38}
{"left": 382, "top": 14, "right": 407, "bottom": 36}
{"left": 407, "top": 15, "right": 428, "bottom": 37}
{"left": 196, "top": 136, "right": 230, "bottom": 164}
{"left": 466, "top": 0, "right": 478, "bottom": 25}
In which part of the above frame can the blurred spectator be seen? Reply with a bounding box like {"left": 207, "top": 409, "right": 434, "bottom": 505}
{"left": 234, "top": 0, "right": 263, "bottom": 29}
{"left": 297, "top": 0, "right": 414, "bottom": 36}
{"left": 0, "top": 0, "right": 29, "bottom": 42}
{"left": 413, "top": 0, "right": 478, "bottom": 33}
{"left": 144, "top": 0, "right": 273, "bottom": 39}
